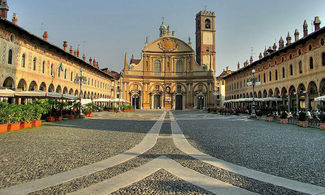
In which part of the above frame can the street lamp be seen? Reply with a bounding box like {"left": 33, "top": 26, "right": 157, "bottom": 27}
{"left": 74, "top": 68, "right": 87, "bottom": 114}
{"left": 247, "top": 69, "right": 260, "bottom": 118}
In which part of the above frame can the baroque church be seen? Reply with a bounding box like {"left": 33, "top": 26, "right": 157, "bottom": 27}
{"left": 123, "top": 11, "right": 217, "bottom": 110}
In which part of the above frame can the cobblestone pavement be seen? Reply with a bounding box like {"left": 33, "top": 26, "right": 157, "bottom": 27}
{"left": 0, "top": 111, "right": 160, "bottom": 188}
{"left": 174, "top": 110, "right": 325, "bottom": 187}
{"left": 1, "top": 110, "right": 325, "bottom": 195}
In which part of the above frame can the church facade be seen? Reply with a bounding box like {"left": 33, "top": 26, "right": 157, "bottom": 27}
{"left": 123, "top": 11, "right": 218, "bottom": 110}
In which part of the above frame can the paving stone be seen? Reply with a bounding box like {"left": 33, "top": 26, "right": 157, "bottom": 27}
{"left": 0, "top": 111, "right": 160, "bottom": 188}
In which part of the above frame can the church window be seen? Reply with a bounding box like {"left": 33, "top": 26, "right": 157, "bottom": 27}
{"left": 154, "top": 59, "right": 161, "bottom": 73}
{"left": 298, "top": 49, "right": 302, "bottom": 56}
{"left": 290, "top": 64, "right": 293, "bottom": 76}
{"left": 71, "top": 71, "right": 73, "bottom": 81}
{"left": 177, "top": 85, "right": 182, "bottom": 93}
{"left": 269, "top": 71, "right": 272, "bottom": 81}
{"left": 281, "top": 57, "right": 285, "bottom": 62}
{"left": 21, "top": 54, "right": 25, "bottom": 67}
{"left": 299, "top": 61, "right": 303, "bottom": 73}
{"left": 322, "top": 53, "right": 325, "bottom": 66}
{"left": 146, "top": 61, "right": 149, "bottom": 71}
{"left": 64, "top": 69, "right": 67, "bottom": 79}
{"left": 309, "top": 57, "right": 314, "bottom": 69}
{"left": 289, "top": 54, "right": 293, "bottom": 59}
{"left": 205, "top": 19, "right": 211, "bottom": 29}
{"left": 176, "top": 60, "right": 183, "bottom": 75}
{"left": 321, "top": 38, "right": 325, "bottom": 46}
{"left": 33, "top": 57, "right": 37, "bottom": 71}
{"left": 309, "top": 44, "right": 312, "bottom": 51}
{"left": 263, "top": 73, "right": 266, "bottom": 83}
{"left": 8, "top": 49, "right": 13, "bottom": 64}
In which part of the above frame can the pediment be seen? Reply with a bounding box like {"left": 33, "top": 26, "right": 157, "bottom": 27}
{"left": 144, "top": 37, "right": 194, "bottom": 53}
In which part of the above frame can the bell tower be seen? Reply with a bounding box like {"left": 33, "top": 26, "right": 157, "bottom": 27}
{"left": 196, "top": 11, "right": 215, "bottom": 72}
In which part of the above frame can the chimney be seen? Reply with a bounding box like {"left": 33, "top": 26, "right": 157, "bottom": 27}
{"left": 294, "top": 29, "right": 299, "bottom": 41}
{"left": 76, "top": 48, "right": 80, "bottom": 58}
{"left": 69, "top": 46, "right": 73, "bottom": 54}
{"left": 237, "top": 62, "right": 240, "bottom": 70}
{"left": 12, "top": 13, "right": 17, "bottom": 24}
{"left": 263, "top": 48, "right": 267, "bottom": 57}
{"left": 0, "top": 0, "right": 9, "bottom": 19}
{"left": 226, "top": 66, "right": 229, "bottom": 71}
{"left": 63, "top": 41, "right": 68, "bottom": 51}
{"left": 259, "top": 52, "right": 263, "bottom": 60}
{"left": 93, "top": 58, "right": 96, "bottom": 66}
{"left": 96, "top": 62, "right": 99, "bottom": 68}
{"left": 73, "top": 50, "right": 77, "bottom": 56}
{"left": 89, "top": 57, "right": 93, "bottom": 65}
{"left": 250, "top": 56, "right": 253, "bottom": 64}
{"left": 314, "top": 16, "right": 321, "bottom": 31}
{"left": 273, "top": 43, "right": 277, "bottom": 51}
{"left": 82, "top": 54, "right": 86, "bottom": 61}
{"left": 286, "top": 32, "right": 291, "bottom": 46}
{"left": 43, "top": 31, "right": 48, "bottom": 41}
{"left": 303, "top": 20, "right": 308, "bottom": 37}
{"left": 279, "top": 37, "right": 284, "bottom": 49}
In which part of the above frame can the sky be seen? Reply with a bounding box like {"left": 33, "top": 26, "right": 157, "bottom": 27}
{"left": 7, "top": 0, "right": 325, "bottom": 75}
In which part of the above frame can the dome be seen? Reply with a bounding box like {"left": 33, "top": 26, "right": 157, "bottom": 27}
{"left": 160, "top": 21, "right": 167, "bottom": 30}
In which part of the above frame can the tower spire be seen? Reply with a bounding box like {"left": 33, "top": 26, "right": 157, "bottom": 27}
{"left": 124, "top": 53, "right": 128, "bottom": 71}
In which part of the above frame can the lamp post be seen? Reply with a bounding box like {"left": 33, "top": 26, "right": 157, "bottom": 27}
{"left": 74, "top": 68, "right": 87, "bottom": 114}
{"left": 247, "top": 69, "right": 260, "bottom": 118}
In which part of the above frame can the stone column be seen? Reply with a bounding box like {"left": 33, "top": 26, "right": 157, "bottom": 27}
{"left": 296, "top": 93, "right": 299, "bottom": 112}
{"left": 306, "top": 92, "right": 310, "bottom": 111}
{"left": 288, "top": 95, "right": 291, "bottom": 112}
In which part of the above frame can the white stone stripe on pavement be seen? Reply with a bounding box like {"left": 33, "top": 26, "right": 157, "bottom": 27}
{"left": 69, "top": 156, "right": 257, "bottom": 195}
{"left": 0, "top": 112, "right": 166, "bottom": 195}
{"left": 169, "top": 111, "right": 325, "bottom": 195}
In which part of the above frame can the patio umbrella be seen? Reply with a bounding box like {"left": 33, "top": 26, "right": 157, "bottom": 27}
{"left": 93, "top": 98, "right": 112, "bottom": 102}
{"left": 0, "top": 88, "right": 15, "bottom": 97}
{"left": 315, "top": 95, "right": 325, "bottom": 101}
{"left": 15, "top": 90, "right": 46, "bottom": 98}
{"left": 47, "top": 92, "right": 63, "bottom": 99}
{"left": 62, "top": 94, "right": 78, "bottom": 100}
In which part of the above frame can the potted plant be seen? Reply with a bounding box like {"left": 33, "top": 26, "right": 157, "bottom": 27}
{"left": 265, "top": 111, "right": 273, "bottom": 122}
{"left": 65, "top": 101, "right": 74, "bottom": 119}
{"left": 319, "top": 113, "right": 325, "bottom": 130}
{"left": 21, "top": 104, "right": 33, "bottom": 129}
{"left": 54, "top": 101, "right": 63, "bottom": 121}
{"left": 256, "top": 110, "right": 263, "bottom": 120}
{"left": 298, "top": 111, "right": 308, "bottom": 127}
{"left": 109, "top": 105, "right": 114, "bottom": 112}
{"left": 8, "top": 104, "right": 22, "bottom": 131}
{"left": 46, "top": 99, "right": 55, "bottom": 122}
{"left": 0, "top": 102, "right": 9, "bottom": 133}
{"left": 72, "top": 101, "right": 81, "bottom": 119}
{"left": 83, "top": 103, "right": 93, "bottom": 117}
{"left": 280, "top": 111, "right": 288, "bottom": 124}
{"left": 31, "top": 100, "right": 47, "bottom": 127}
